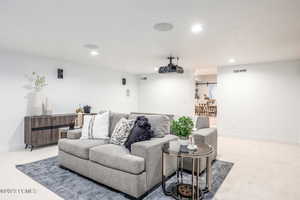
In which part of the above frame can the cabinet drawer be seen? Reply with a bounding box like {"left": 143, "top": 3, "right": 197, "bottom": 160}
{"left": 53, "top": 115, "right": 76, "bottom": 126}
{"left": 51, "top": 129, "right": 59, "bottom": 143}
{"left": 67, "top": 115, "right": 76, "bottom": 124}
{"left": 31, "top": 129, "right": 52, "bottom": 146}
{"left": 52, "top": 116, "right": 66, "bottom": 126}
{"left": 31, "top": 117, "right": 52, "bottom": 128}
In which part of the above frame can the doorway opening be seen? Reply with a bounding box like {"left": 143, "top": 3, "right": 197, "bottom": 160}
{"left": 195, "top": 74, "right": 217, "bottom": 127}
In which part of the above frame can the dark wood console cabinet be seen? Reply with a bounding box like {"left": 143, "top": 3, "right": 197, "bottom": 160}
{"left": 24, "top": 114, "right": 77, "bottom": 151}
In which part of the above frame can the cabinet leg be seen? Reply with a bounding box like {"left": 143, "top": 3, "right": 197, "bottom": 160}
{"left": 30, "top": 145, "right": 34, "bottom": 151}
{"left": 25, "top": 144, "right": 28, "bottom": 149}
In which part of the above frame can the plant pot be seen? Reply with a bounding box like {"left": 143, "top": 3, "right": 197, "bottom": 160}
{"left": 178, "top": 137, "right": 189, "bottom": 146}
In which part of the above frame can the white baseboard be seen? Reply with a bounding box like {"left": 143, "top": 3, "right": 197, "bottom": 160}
{"left": 0, "top": 143, "right": 24, "bottom": 152}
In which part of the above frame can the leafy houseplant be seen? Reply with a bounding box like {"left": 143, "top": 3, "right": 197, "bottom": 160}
{"left": 171, "top": 116, "right": 194, "bottom": 140}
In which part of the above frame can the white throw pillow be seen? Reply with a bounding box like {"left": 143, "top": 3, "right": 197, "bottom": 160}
{"left": 80, "top": 111, "right": 110, "bottom": 139}
{"left": 81, "top": 115, "right": 94, "bottom": 139}
{"left": 92, "top": 111, "right": 109, "bottom": 139}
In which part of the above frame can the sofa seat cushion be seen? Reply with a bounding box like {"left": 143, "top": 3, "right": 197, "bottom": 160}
{"left": 58, "top": 139, "right": 108, "bottom": 159}
{"left": 89, "top": 144, "right": 145, "bottom": 175}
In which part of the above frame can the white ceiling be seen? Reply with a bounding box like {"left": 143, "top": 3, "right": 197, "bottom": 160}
{"left": 1, "top": 0, "right": 300, "bottom": 74}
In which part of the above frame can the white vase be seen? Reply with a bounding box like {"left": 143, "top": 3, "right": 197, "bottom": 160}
{"left": 31, "top": 90, "right": 45, "bottom": 115}
{"left": 43, "top": 97, "right": 53, "bottom": 115}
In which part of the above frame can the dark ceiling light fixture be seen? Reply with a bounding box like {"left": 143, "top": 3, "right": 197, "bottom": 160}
{"left": 158, "top": 56, "right": 184, "bottom": 74}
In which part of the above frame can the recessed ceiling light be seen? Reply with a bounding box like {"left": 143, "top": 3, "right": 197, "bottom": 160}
{"left": 153, "top": 23, "right": 174, "bottom": 32}
{"left": 90, "top": 50, "right": 99, "bottom": 56}
{"left": 191, "top": 24, "right": 203, "bottom": 34}
{"left": 228, "top": 58, "right": 236, "bottom": 63}
{"left": 83, "top": 44, "right": 99, "bottom": 49}
{"left": 154, "top": 67, "right": 159, "bottom": 71}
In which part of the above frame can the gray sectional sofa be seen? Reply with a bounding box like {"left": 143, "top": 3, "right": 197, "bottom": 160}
{"left": 58, "top": 112, "right": 217, "bottom": 199}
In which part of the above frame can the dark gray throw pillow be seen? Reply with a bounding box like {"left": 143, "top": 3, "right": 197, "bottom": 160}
{"left": 125, "top": 116, "right": 154, "bottom": 151}
{"left": 129, "top": 114, "right": 170, "bottom": 138}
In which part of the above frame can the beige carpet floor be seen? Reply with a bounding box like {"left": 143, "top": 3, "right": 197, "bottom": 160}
{"left": 0, "top": 136, "right": 299, "bottom": 200}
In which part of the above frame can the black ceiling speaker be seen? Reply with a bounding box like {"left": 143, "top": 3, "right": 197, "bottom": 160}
{"left": 158, "top": 56, "right": 184, "bottom": 74}
{"left": 57, "top": 68, "right": 63, "bottom": 79}
{"left": 122, "top": 78, "right": 126, "bottom": 85}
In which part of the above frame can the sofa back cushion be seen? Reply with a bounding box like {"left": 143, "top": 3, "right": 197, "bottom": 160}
{"left": 109, "top": 112, "right": 129, "bottom": 137}
{"left": 193, "top": 116, "right": 209, "bottom": 129}
{"left": 129, "top": 114, "right": 170, "bottom": 138}
{"left": 130, "top": 112, "right": 174, "bottom": 121}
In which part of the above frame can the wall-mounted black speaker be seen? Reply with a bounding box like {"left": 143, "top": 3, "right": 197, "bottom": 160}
{"left": 122, "top": 78, "right": 126, "bottom": 85}
{"left": 58, "top": 68, "right": 63, "bottom": 79}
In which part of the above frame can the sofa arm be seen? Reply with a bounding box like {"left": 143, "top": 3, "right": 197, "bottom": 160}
{"left": 131, "top": 134, "right": 178, "bottom": 190}
{"left": 67, "top": 129, "right": 82, "bottom": 139}
{"left": 193, "top": 128, "right": 218, "bottom": 160}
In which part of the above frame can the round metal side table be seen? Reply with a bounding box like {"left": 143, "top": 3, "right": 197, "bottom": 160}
{"left": 162, "top": 141, "right": 214, "bottom": 200}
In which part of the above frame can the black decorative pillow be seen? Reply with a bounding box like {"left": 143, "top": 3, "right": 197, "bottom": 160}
{"left": 125, "top": 116, "right": 154, "bottom": 151}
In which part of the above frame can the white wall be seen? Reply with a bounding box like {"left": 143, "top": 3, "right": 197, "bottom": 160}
{"left": 0, "top": 50, "right": 139, "bottom": 152}
{"left": 138, "top": 72, "right": 195, "bottom": 116}
{"left": 218, "top": 60, "right": 300, "bottom": 144}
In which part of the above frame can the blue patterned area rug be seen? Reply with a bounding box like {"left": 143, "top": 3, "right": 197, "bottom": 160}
{"left": 16, "top": 157, "right": 233, "bottom": 200}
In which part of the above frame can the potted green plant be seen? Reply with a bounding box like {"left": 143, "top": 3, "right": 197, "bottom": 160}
{"left": 171, "top": 116, "right": 194, "bottom": 145}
